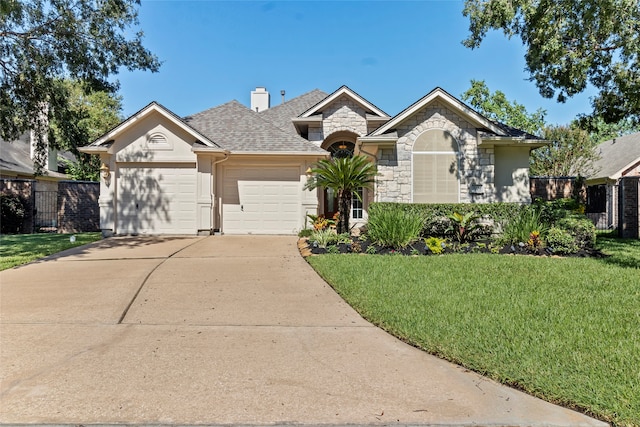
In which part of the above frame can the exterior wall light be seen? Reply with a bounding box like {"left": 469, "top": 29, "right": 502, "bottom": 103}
{"left": 100, "top": 162, "right": 111, "bottom": 181}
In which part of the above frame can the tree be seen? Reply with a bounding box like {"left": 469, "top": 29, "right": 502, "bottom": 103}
{"left": 304, "top": 155, "right": 377, "bottom": 234}
{"left": 461, "top": 79, "right": 546, "bottom": 135}
{"left": 52, "top": 80, "right": 123, "bottom": 181}
{"left": 531, "top": 125, "right": 600, "bottom": 177}
{"left": 1, "top": 0, "right": 160, "bottom": 172}
{"left": 463, "top": 0, "right": 640, "bottom": 124}
{"left": 460, "top": 81, "right": 600, "bottom": 176}
{"left": 572, "top": 115, "right": 640, "bottom": 144}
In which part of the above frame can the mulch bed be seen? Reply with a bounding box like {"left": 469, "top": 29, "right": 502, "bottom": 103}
{"left": 301, "top": 237, "right": 608, "bottom": 259}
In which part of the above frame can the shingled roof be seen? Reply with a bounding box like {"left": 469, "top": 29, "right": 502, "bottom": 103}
{"left": 258, "top": 89, "right": 328, "bottom": 135}
{"left": 184, "top": 100, "right": 326, "bottom": 153}
{"left": 590, "top": 131, "right": 640, "bottom": 181}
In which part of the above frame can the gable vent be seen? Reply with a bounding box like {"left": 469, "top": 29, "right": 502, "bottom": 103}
{"left": 149, "top": 133, "right": 167, "bottom": 144}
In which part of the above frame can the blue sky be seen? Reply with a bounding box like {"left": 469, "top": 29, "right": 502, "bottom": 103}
{"left": 118, "top": 0, "right": 595, "bottom": 126}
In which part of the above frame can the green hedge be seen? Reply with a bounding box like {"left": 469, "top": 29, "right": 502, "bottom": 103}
{"left": 368, "top": 202, "right": 524, "bottom": 237}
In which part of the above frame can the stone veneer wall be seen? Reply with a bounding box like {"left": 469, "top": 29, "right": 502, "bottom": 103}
{"left": 308, "top": 96, "right": 369, "bottom": 146}
{"left": 376, "top": 101, "right": 493, "bottom": 203}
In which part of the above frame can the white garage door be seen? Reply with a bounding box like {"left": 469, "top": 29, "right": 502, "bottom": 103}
{"left": 117, "top": 165, "right": 197, "bottom": 234}
{"left": 222, "top": 167, "right": 301, "bottom": 234}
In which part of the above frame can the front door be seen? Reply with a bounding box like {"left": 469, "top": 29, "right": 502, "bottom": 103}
{"left": 323, "top": 188, "right": 338, "bottom": 219}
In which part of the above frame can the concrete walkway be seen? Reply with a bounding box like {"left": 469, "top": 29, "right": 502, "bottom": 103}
{"left": 0, "top": 236, "right": 607, "bottom": 426}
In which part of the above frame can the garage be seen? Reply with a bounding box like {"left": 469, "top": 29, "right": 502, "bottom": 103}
{"left": 222, "top": 166, "right": 301, "bottom": 234}
{"left": 117, "top": 164, "right": 197, "bottom": 235}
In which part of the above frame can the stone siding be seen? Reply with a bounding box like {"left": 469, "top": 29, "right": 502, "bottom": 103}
{"left": 376, "top": 101, "right": 492, "bottom": 203}
{"left": 308, "top": 96, "right": 368, "bottom": 146}
{"left": 57, "top": 181, "right": 100, "bottom": 233}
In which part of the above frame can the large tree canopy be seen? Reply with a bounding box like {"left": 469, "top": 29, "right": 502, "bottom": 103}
{"left": 461, "top": 79, "right": 546, "bottom": 135}
{"left": 52, "top": 80, "right": 123, "bottom": 180}
{"left": 461, "top": 80, "right": 601, "bottom": 177}
{"left": 1, "top": 0, "right": 159, "bottom": 171}
{"left": 463, "top": 0, "right": 640, "bottom": 124}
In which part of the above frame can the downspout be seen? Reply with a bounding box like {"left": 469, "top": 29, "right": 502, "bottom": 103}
{"left": 212, "top": 153, "right": 230, "bottom": 234}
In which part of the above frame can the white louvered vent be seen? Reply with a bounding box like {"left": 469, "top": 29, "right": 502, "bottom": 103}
{"left": 149, "top": 133, "right": 167, "bottom": 144}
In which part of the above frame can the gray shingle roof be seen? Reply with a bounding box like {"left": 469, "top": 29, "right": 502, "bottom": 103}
{"left": 184, "top": 100, "right": 326, "bottom": 153}
{"left": 1, "top": 134, "right": 71, "bottom": 178}
{"left": 591, "top": 131, "right": 640, "bottom": 180}
{"left": 258, "top": 89, "right": 328, "bottom": 135}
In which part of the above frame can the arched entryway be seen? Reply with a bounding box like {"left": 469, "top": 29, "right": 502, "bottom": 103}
{"left": 320, "top": 133, "right": 364, "bottom": 221}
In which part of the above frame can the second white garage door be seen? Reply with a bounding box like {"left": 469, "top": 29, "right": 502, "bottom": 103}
{"left": 222, "top": 167, "right": 301, "bottom": 234}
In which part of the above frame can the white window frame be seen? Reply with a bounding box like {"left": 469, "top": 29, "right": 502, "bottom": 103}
{"left": 351, "top": 187, "right": 364, "bottom": 219}
{"left": 411, "top": 130, "right": 461, "bottom": 203}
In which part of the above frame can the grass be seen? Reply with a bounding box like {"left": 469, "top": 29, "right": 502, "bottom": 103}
{"left": 307, "top": 236, "right": 640, "bottom": 427}
{"left": 0, "top": 232, "right": 103, "bottom": 270}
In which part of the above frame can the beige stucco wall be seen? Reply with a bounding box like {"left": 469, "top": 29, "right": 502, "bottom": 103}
{"left": 98, "top": 112, "right": 208, "bottom": 236}
{"left": 494, "top": 146, "right": 532, "bottom": 203}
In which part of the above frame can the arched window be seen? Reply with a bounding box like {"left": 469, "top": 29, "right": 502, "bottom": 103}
{"left": 327, "top": 141, "right": 355, "bottom": 159}
{"left": 412, "top": 129, "right": 460, "bottom": 203}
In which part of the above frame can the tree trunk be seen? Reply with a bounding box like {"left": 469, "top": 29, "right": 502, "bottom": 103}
{"left": 337, "top": 189, "right": 351, "bottom": 234}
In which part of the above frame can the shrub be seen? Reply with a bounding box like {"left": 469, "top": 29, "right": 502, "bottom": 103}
{"left": 366, "top": 208, "right": 424, "bottom": 249}
{"left": 556, "top": 215, "right": 596, "bottom": 249}
{"left": 1, "top": 193, "right": 26, "bottom": 234}
{"left": 368, "top": 202, "right": 522, "bottom": 237}
{"left": 425, "top": 236, "right": 447, "bottom": 254}
{"left": 298, "top": 228, "right": 314, "bottom": 238}
{"left": 534, "top": 198, "right": 583, "bottom": 225}
{"left": 546, "top": 227, "right": 579, "bottom": 254}
{"left": 499, "top": 206, "right": 547, "bottom": 245}
{"left": 310, "top": 228, "right": 337, "bottom": 248}
{"left": 446, "top": 211, "right": 483, "bottom": 243}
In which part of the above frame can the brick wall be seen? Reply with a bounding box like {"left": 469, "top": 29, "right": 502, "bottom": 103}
{"left": 530, "top": 177, "right": 581, "bottom": 201}
{"left": 0, "top": 179, "right": 35, "bottom": 233}
{"left": 619, "top": 176, "right": 640, "bottom": 239}
{"left": 57, "top": 181, "right": 100, "bottom": 233}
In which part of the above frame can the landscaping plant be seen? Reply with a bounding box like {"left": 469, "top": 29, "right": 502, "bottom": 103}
{"left": 304, "top": 155, "right": 377, "bottom": 234}
{"left": 365, "top": 207, "right": 424, "bottom": 249}
{"left": 446, "top": 211, "right": 483, "bottom": 243}
{"left": 0, "top": 193, "right": 26, "bottom": 234}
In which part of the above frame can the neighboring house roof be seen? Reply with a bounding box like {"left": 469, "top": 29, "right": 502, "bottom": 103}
{"left": 0, "top": 134, "right": 71, "bottom": 180}
{"left": 185, "top": 100, "right": 326, "bottom": 154}
{"left": 258, "top": 89, "right": 328, "bottom": 135}
{"left": 588, "top": 131, "right": 640, "bottom": 183}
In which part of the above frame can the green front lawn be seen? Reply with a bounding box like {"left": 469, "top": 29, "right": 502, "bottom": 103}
{"left": 307, "top": 236, "right": 640, "bottom": 427}
{"left": 0, "top": 232, "right": 103, "bottom": 270}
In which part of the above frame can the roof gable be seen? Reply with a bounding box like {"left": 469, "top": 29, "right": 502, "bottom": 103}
{"left": 370, "top": 87, "right": 506, "bottom": 137}
{"left": 88, "top": 102, "right": 222, "bottom": 150}
{"left": 299, "top": 85, "right": 389, "bottom": 119}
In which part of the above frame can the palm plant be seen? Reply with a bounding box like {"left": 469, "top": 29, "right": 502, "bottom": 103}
{"left": 304, "top": 155, "right": 377, "bottom": 234}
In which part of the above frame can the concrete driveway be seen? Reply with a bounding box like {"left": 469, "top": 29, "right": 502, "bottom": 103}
{"left": 0, "top": 236, "right": 607, "bottom": 426}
